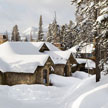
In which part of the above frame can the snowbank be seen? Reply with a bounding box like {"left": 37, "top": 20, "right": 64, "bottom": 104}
{"left": 0, "top": 72, "right": 108, "bottom": 108}
{"left": 49, "top": 74, "right": 81, "bottom": 87}
{"left": 72, "top": 71, "right": 91, "bottom": 79}
{"left": 72, "top": 83, "right": 108, "bottom": 108}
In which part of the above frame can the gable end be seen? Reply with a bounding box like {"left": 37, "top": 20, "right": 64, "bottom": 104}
{"left": 39, "top": 43, "right": 50, "bottom": 52}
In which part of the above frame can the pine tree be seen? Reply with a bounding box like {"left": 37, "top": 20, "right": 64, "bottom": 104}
{"left": 11, "top": 25, "right": 20, "bottom": 41}
{"left": 38, "top": 15, "right": 44, "bottom": 41}
{"left": 51, "top": 12, "right": 61, "bottom": 43}
{"left": 46, "top": 24, "right": 53, "bottom": 42}
{"left": 53, "top": 24, "right": 60, "bottom": 43}
{"left": 95, "top": 0, "right": 108, "bottom": 76}
{"left": 61, "top": 21, "right": 77, "bottom": 49}
{"left": 71, "top": 0, "right": 108, "bottom": 82}
{"left": 60, "top": 25, "right": 66, "bottom": 43}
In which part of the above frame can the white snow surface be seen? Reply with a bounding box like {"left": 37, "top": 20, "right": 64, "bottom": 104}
{"left": 0, "top": 72, "right": 108, "bottom": 108}
{"left": 44, "top": 51, "right": 73, "bottom": 64}
{"left": 80, "top": 43, "right": 94, "bottom": 53}
{"left": 68, "top": 45, "right": 79, "bottom": 53}
{"left": 72, "top": 71, "right": 91, "bottom": 79}
{"left": 76, "top": 58, "right": 96, "bottom": 69}
{"left": 0, "top": 42, "right": 73, "bottom": 73}
{"left": 100, "top": 7, "right": 108, "bottom": 14}
{"left": 77, "top": 0, "right": 82, "bottom": 4}
{"left": 0, "top": 42, "right": 60, "bottom": 56}
{"left": 68, "top": 43, "right": 94, "bottom": 54}
{"left": 0, "top": 42, "right": 59, "bottom": 73}
{"left": 50, "top": 74, "right": 81, "bottom": 87}
{"left": 89, "top": 2, "right": 94, "bottom": 8}
{"left": 0, "top": 55, "right": 49, "bottom": 73}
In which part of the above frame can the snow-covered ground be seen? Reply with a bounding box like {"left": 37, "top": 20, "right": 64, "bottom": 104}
{"left": 0, "top": 71, "right": 108, "bottom": 108}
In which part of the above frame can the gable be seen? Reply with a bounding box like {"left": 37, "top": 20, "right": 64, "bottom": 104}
{"left": 39, "top": 43, "right": 50, "bottom": 52}
{"left": 44, "top": 56, "right": 54, "bottom": 66}
{"left": 68, "top": 53, "right": 77, "bottom": 64}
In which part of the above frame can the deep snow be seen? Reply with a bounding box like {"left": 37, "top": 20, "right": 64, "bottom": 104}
{"left": 0, "top": 72, "right": 108, "bottom": 108}
{"left": 0, "top": 42, "right": 72, "bottom": 73}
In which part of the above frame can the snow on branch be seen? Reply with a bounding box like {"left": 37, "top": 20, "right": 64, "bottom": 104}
{"left": 97, "top": 14, "right": 108, "bottom": 23}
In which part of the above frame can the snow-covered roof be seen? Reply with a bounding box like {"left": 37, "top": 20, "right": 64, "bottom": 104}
{"left": 0, "top": 55, "right": 49, "bottom": 73}
{"left": 0, "top": 42, "right": 60, "bottom": 56}
{"left": 44, "top": 51, "right": 73, "bottom": 64}
{"left": 68, "top": 43, "right": 94, "bottom": 54}
{"left": 68, "top": 45, "right": 79, "bottom": 53}
{"left": 45, "top": 42, "right": 60, "bottom": 51}
{"left": 80, "top": 43, "right": 94, "bottom": 53}
{"left": 0, "top": 42, "right": 60, "bottom": 73}
{"left": 0, "top": 42, "right": 74, "bottom": 73}
{"left": 76, "top": 58, "right": 96, "bottom": 69}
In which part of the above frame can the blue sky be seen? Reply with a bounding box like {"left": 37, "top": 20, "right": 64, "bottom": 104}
{"left": 0, "top": 0, "right": 75, "bottom": 33}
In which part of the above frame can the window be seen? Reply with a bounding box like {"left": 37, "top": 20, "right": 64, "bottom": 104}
{"left": 3, "top": 35, "right": 7, "bottom": 39}
{"left": 43, "top": 69, "right": 47, "bottom": 84}
{"left": 87, "top": 53, "right": 93, "bottom": 58}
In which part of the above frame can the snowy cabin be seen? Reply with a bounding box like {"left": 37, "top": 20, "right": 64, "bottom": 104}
{"left": 76, "top": 58, "right": 96, "bottom": 74}
{"left": 0, "top": 42, "right": 77, "bottom": 86}
{"left": 68, "top": 44, "right": 96, "bottom": 74}
{"left": 69, "top": 43, "right": 95, "bottom": 60}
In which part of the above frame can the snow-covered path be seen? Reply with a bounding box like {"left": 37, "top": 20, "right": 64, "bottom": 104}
{"left": 65, "top": 73, "right": 108, "bottom": 108}
{"left": 0, "top": 72, "right": 108, "bottom": 108}
{"left": 72, "top": 84, "right": 108, "bottom": 108}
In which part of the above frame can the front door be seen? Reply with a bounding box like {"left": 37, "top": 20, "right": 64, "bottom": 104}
{"left": 43, "top": 69, "right": 48, "bottom": 84}
{"left": 64, "top": 65, "right": 68, "bottom": 76}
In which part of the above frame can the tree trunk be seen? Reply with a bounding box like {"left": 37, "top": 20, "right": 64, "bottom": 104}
{"left": 95, "top": 38, "right": 101, "bottom": 82}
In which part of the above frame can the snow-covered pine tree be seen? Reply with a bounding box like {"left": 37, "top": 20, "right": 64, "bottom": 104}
{"left": 47, "top": 13, "right": 61, "bottom": 44}
{"left": 38, "top": 15, "right": 44, "bottom": 41}
{"left": 62, "top": 21, "right": 77, "bottom": 49}
{"left": 53, "top": 24, "right": 61, "bottom": 43}
{"left": 46, "top": 24, "right": 53, "bottom": 42}
{"left": 51, "top": 14, "right": 61, "bottom": 43}
{"left": 72, "top": 0, "right": 95, "bottom": 43}
{"left": 72, "top": 0, "right": 108, "bottom": 82}
{"left": 95, "top": 0, "right": 108, "bottom": 75}
{"left": 11, "top": 25, "right": 20, "bottom": 41}
{"left": 60, "top": 25, "right": 66, "bottom": 48}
